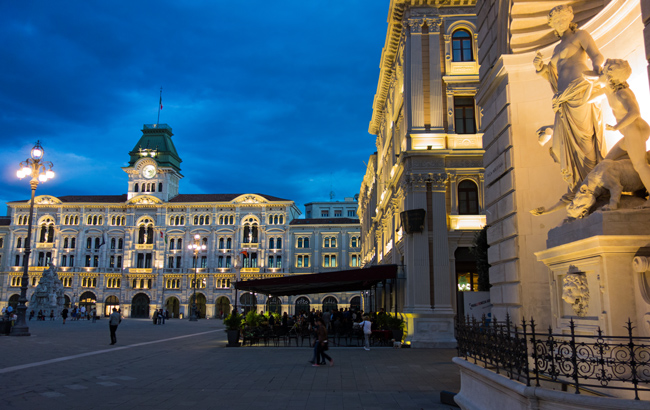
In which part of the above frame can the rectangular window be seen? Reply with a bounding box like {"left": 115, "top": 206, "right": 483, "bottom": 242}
{"left": 348, "top": 210, "right": 356, "bottom": 217}
{"left": 268, "top": 255, "right": 273, "bottom": 268}
{"left": 85, "top": 255, "right": 91, "bottom": 267}
{"left": 70, "top": 255, "right": 75, "bottom": 267}
{"left": 93, "top": 255, "right": 99, "bottom": 267}
{"left": 110, "top": 256, "right": 115, "bottom": 268}
{"left": 334, "top": 210, "right": 342, "bottom": 217}
{"left": 201, "top": 256, "right": 207, "bottom": 268}
{"left": 226, "top": 256, "right": 231, "bottom": 268}
{"left": 276, "top": 256, "right": 281, "bottom": 268}
{"left": 116, "top": 256, "right": 121, "bottom": 268}
{"left": 176, "top": 256, "right": 182, "bottom": 269}
{"left": 218, "top": 256, "right": 223, "bottom": 268}
{"left": 323, "top": 254, "right": 337, "bottom": 268}
{"left": 168, "top": 257, "right": 174, "bottom": 268}
{"left": 62, "top": 255, "right": 67, "bottom": 267}
{"left": 454, "top": 97, "right": 476, "bottom": 134}
{"left": 321, "top": 210, "right": 329, "bottom": 217}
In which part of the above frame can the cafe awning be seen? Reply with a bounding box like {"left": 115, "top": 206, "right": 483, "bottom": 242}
{"left": 234, "top": 264, "right": 398, "bottom": 296}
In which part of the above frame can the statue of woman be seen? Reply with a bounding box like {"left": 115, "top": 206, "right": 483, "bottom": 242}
{"left": 530, "top": 5, "right": 605, "bottom": 216}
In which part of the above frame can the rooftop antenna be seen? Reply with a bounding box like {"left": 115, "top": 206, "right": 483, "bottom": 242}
{"left": 157, "top": 86, "right": 163, "bottom": 125}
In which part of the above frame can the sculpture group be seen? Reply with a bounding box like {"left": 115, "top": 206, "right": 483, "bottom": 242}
{"left": 530, "top": 5, "right": 650, "bottom": 219}
{"left": 29, "top": 263, "right": 65, "bottom": 317}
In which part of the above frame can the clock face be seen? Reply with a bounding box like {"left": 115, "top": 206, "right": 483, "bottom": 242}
{"left": 142, "top": 164, "right": 156, "bottom": 179}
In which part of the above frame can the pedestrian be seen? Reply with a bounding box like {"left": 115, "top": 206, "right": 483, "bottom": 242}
{"left": 38, "top": 309, "right": 43, "bottom": 321}
{"left": 109, "top": 307, "right": 121, "bottom": 345}
{"left": 91, "top": 308, "right": 97, "bottom": 323}
{"left": 50, "top": 309, "right": 55, "bottom": 321}
{"left": 313, "top": 318, "right": 333, "bottom": 367}
{"left": 159, "top": 309, "right": 165, "bottom": 325}
{"left": 29, "top": 310, "right": 34, "bottom": 321}
{"left": 360, "top": 315, "right": 372, "bottom": 351}
{"left": 153, "top": 309, "right": 159, "bottom": 325}
{"left": 61, "top": 307, "right": 68, "bottom": 324}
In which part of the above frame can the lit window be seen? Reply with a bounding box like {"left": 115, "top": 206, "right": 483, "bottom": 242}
{"left": 452, "top": 29, "right": 473, "bottom": 62}
{"left": 454, "top": 97, "right": 476, "bottom": 134}
{"left": 458, "top": 180, "right": 479, "bottom": 215}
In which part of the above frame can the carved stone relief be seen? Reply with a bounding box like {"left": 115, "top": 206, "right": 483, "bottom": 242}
{"left": 562, "top": 266, "right": 590, "bottom": 317}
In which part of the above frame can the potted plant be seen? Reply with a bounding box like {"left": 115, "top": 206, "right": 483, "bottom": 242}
{"left": 386, "top": 314, "right": 405, "bottom": 343}
{"left": 223, "top": 312, "right": 242, "bottom": 347}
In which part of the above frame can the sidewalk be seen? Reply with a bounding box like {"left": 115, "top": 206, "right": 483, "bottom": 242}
{"left": 0, "top": 318, "right": 460, "bottom": 409}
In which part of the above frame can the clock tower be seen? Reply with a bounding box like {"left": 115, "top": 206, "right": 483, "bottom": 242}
{"left": 123, "top": 124, "right": 183, "bottom": 201}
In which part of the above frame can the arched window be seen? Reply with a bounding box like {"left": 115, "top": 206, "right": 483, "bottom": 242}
{"left": 134, "top": 183, "right": 139, "bottom": 192}
{"left": 205, "top": 216, "right": 210, "bottom": 225}
{"left": 202, "top": 237, "right": 208, "bottom": 247}
{"left": 117, "top": 238, "right": 123, "bottom": 249}
{"left": 219, "top": 238, "right": 224, "bottom": 249}
{"left": 304, "top": 238, "right": 309, "bottom": 248}
{"left": 226, "top": 238, "right": 231, "bottom": 249}
{"left": 95, "top": 238, "right": 101, "bottom": 249}
{"left": 64, "top": 238, "right": 69, "bottom": 248}
{"left": 277, "top": 238, "right": 282, "bottom": 249}
{"left": 86, "top": 238, "right": 92, "bottom": 249}
{"left": 177, "top": 239, "right": 182, "bottom": 249}
{"left": 17, "top": 237, "right": 22, "bottom": 248}
{"left": 199, "top": 216, "right": 204, "bottom": 225}
{"left": 269, "top": 238, "right": 275, "bottom": 249}
{"left": 110, "top": 238, "right": 116, "bottom": 249}
{"left": 194, "top": 216, "right": 199, "bottom": 225}
{"left": 458, "top": 180, "right": 479, "bottom": 215}
{"left": 170, "top": 239, "right": 175, "bottom": 250}
{"left": 71, "top": 238, "right": 76, "bottom": 248}
{"left": 452, "top": 29, "right": 473, "bottom": 62}
{"left": 297, "top": 238, "right": 303, "bottom": 248}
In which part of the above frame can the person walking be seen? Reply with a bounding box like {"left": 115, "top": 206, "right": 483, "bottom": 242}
{"left": 109, "top": 308, "right": 121, "bottom": 345}
{"left": 360, "top": 315, "right": 372, "bottom": 351}
{"left": 313, "top": 318, "right": 333, "bottom": 367}
{"left": 61, "top": 307, "right": 68, "bottom": 324}
{"left": 91, "top": 308, "right": 97, "bottom": 323}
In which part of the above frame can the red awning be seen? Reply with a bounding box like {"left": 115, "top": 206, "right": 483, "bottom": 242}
{"left": 234, "top": 265, "right": 398, "bottom": 296}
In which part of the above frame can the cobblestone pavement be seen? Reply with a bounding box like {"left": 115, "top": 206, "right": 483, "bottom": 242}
{"left": 0, "top": 318, "right": 460, "bottom": 410}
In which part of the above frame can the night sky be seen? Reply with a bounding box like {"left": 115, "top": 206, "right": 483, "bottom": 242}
{"left": 0, "top": 1, "right": 389, "bottom": 216}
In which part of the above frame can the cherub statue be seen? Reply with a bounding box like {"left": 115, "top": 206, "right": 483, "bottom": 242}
{"left": 587, "top": 58, "right": 650, "bottom": 208}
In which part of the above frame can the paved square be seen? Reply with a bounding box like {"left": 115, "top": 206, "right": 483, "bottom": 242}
{"left": 0, "top": 318, "right": 460, "bottom": 409}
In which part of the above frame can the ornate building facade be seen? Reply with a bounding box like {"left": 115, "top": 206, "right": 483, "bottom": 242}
{"left": 359, "top": 0, "right": 485, "bottom": 347}
{"left": 0, "top": 124, "right": 362, "bottom": 318}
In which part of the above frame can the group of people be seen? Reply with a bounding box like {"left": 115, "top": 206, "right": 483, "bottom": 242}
{"left": 152, "top": 309, "right": 168, "bottom": 325}
{"left": 307, "top": 312, "right": 374, "bottom": 367}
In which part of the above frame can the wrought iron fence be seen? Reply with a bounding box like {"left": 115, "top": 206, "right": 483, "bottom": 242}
{"left": 456, "top": 315, "right": 650, "bottom": 400}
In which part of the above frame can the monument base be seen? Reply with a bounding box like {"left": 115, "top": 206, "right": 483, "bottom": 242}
{"left": 536, "top": 209, "right": 650, "bottom": 336}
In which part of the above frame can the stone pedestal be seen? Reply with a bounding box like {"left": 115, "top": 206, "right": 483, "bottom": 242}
{"left": 535, "top": 209, "right": 650, "bottom": 336}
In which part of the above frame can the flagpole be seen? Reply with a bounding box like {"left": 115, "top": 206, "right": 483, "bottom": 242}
{"left": 157, "top": 86, "right": 162, "bottom": 125}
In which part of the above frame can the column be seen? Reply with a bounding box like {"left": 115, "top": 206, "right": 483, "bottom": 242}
{"left": 408, "top": 19, "right": 425, "bottom": 130}
{"left": 430, "top": 173, "right": 454, "bottom": 314}
{"left": 425, "top": 18, "right": 444, "bottom": 130}
{"left": 402, "top": 173, "right": 433, "bottom": 313}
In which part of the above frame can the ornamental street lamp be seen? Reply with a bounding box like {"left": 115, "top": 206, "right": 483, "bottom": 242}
{"left": 188, "top": 234, "right": 205, "bottom": 321}
{"left": 12, "top": 141, "right": 55, "bottom": 336}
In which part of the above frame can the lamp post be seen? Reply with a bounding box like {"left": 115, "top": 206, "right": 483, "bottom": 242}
{"left": 188, "top": 234, "right": 205, "bottom": 321}
{"left": 12, "top": 141, "right": 55, "bottom": 336}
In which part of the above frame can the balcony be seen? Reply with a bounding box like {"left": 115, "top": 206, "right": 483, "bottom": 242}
{"left": 241, "top": 243, "right": 258, "bottom": 249}
{"left": 449, "top": 215, "right": 486, "bottom": 230}
{"left": 240, "top": 268, "right": 260, "bottom": 273}
{"left": 135, "top": 244, "right": 154, "bottom": 250}
{"left": 36, "top": 242, "right": 54, "bottom": 249}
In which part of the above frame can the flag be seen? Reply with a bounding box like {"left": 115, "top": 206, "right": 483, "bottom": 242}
{"left": 159, "top": 96, "right": 163, "bottom": 110}
{"left": 160, "top": 231, "right": 163, "bottom": 238}
{"left": 164, "top": 234, "right": 168, "bottom": 244}
{"left": 240, "top": 250, "right": 248, "bottom": 257}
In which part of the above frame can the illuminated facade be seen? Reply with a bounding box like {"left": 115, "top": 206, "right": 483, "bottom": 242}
{"left": 360, "top": 0, "right": 484, "bottom": 347}
{"left": 0, "top": 124, "right": 363, "bottom": 318}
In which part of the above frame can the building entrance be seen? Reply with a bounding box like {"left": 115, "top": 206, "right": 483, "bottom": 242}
{"left": 131, "top": 293, "right": 150, "bottom": 318}
{"left": 165, "top": 296, "right": 180, "bottom": 319}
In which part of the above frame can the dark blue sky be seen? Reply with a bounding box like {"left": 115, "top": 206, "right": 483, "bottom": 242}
{"left": 0, "top": 1, "right": 389, "bottom": 216}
